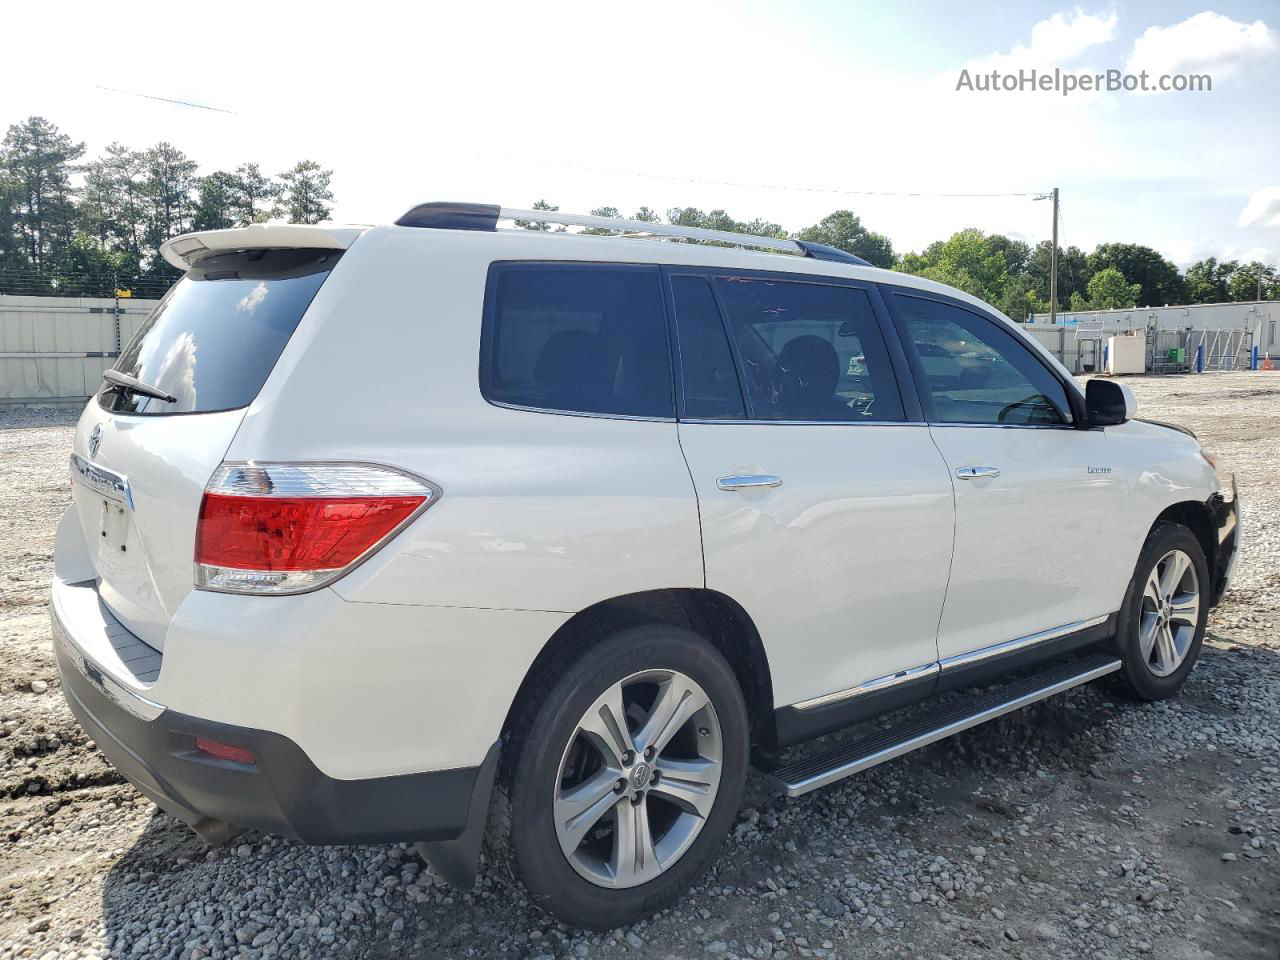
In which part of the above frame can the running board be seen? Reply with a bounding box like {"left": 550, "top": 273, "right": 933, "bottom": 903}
{"left": 768, "top": 653, "right": 1121, "bottom": 797}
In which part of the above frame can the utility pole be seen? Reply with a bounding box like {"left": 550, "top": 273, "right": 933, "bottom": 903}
{"left": 1049, "top": 187, "right": 1059, "bottom": 325}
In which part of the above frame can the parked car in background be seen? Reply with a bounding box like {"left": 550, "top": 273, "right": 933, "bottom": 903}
{"left": 52, "top": 203, "right": 1238, "bottom": 929}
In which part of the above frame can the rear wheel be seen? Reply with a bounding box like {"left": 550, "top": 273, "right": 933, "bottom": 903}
{"left": 1114, "top": 522, "right": 1209, "bottom": 700}
{"left": 491, "top": 623, "right": 748, "bottom": 929}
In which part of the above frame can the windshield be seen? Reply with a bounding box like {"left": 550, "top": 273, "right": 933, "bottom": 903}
{"left": 99, "top": 248, "right": 340, "bottom": 415}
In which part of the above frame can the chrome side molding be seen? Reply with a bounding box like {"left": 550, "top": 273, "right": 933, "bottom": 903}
{"left": 938, "top": 615, "right": 1110, "bottom": 672}
{"left": 793, "top": 662, "right": 939, "bottom": 712}
{"left": 788, "top": 614, "right": 1112, "bottom": 713}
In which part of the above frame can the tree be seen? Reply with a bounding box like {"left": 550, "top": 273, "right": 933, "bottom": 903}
{"left": 1183, "top": 257, "right": 1238, "bottom": 304}
{"left": 276, "top": 160, "right": 333, "bottom": 224}
{"left": 665, "top": 207, "right": 784, "bottom": 245}
{"left": 140, "top": 142, "right": 198, "bottom": 257}
{"left": 1226, "top": 261, "right": 1278, "bottom": 302}
{"left": 1084, "top": 267, "right": 1141, "bottom": 309}
{"left": 1087, "top": 243, "right": 1183, "bottom": 306}
{"left": 796, "top": 210, "right": 895, "bottom": 267}
{"left": 514, "top": 198, "right": 562, "bottom": 231}
{"left": 193, "top": 171, "right": 240, "bottom": 231}
{"left": 53, "top": 234, "right": 132, "bottom": 296}
{"left": 631, "top": 206, "right": 660, "bottom": 223}
{"left": 230, "top": 162, "right": 277, "bottom": 225}
{"left": 895, "top": 228, "right": 1012, "bottom": 305}
{"left": 0, "top": 165, "right": 27, "bottom": 277}
{"left": 1026, "top": 241, "right": 1091, "bottom": 308}
{"left": 87, "top": 144, "right": 146, "bottom": 262}
{"left": 0, "top": 116, "right": 84, "bottom": 274}
{"left": 581, "top": 205, "right": 621, "bottom": 235}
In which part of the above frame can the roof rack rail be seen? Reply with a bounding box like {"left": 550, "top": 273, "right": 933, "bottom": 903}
{"left": 395, "top": 202, "right": 873, "bottom": 266}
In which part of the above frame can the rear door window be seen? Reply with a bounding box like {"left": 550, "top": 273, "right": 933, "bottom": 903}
{"left": 100, "top": 248, "right": 339, "bottom": 415}
{"left": 480, "top": 263, "right": 674, "bottom": 418}
{"left": 713, "top": 276, "right": 905, "bottom": 422}
{"left": 669, "top": 274, "right": 746, "bottom": 419}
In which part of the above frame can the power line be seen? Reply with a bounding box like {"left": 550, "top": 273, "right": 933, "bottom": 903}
{"left": 512, "top": 155, "right": 1044, "bottom": 200}
{"left": 95, "top": 85, "right": 236, "bottom": 115}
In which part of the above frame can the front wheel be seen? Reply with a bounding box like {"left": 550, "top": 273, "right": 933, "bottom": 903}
{"left": 490, "top": 623, "right": 749, "bottom": 929}
{"left": 1113, "top": 522, "right": 1209, "bottom": 700}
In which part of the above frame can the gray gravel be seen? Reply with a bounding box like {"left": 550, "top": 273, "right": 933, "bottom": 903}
{"left": 0, "top": 372, "right": 1277, "bottom": 959}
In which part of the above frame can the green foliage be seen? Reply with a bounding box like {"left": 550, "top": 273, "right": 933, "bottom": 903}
{"left": 276, "top": 160, "right": 333, "bottom": 225}
{"left": 794, "top": 210, "right": 894, "bottom": 268}
{"left": 0, "top": 118, "right": 339, "bottom": 293}
{"left": 1226, "top": 262, "right": 1277, "bottom": 302}
{"left": 52, "top": 235, "right": 133, "bottom": 296}
{"left": 581, "top": 206, "right": 621, "bottom": 236}
{"left": 514, "top": 199, "right": 564, "bottom": 232}
{"left": 1084, "top": 267, "right": 1141, "bottom": 309}
{"left": 2, "top": 114, "right": 1277, "bottom": 312}
{"left": 192, "top": 171, "right": 240, "bottom": 231}
{"left": 1184, "top": 257, "right": 1237, "bottom": 304}
{"left": 893, "top": 228, "right": 1019, "bottom": 308}
{"left": 1087, "top": 243, "right": 1183, "bottom": 306}
{"left": 1, "top": 116, "right": 84, "bottom": 273}
{"left": 231, "top": 163, "right": 278, "bottom": 225}
{"left": 663, "top": 207, "right": 785, "bottom": 246}
{"left": 1025, "top": 241, "right": 1091, "bottom": 306}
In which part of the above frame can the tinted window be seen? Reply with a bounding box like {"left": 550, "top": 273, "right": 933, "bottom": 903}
{"left": 714, "top": 277, "right": 904, "bottom": 422}
{"left": 481, "top": 265, "right": 673, "bottom": 418}
{"left": 100, "top": 249, "right": 338, "bottom": 415}
{"left": 670, "top": 275, "right": 745, "bottom": 419}
{"left": 892, "top": 294, "right": 1072, "bottom": 425}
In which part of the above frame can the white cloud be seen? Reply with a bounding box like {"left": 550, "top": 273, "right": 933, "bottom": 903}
{"left": 1126, "top": 11, "right": 1276, "bottom": 78}
{"left": 965, "top": 8, "right": 1118, "bottom": 71}
{"left": 1239, "top": 187, "right": 1280, "bottom": 229}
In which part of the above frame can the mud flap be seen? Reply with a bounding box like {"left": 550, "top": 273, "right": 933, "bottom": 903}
{"left": 415, "top": 741, "right": 500, "bottom": 889}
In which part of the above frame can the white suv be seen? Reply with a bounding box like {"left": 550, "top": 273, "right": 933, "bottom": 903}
{"left": 52, "top": 203, "right": 1239, "bottom": 929}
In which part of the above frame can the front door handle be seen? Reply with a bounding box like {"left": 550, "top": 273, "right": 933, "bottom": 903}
{"left": 955, "top": 466, "right": 1000, "bottom": 480}
{"left": 717, "top": 474, "right": 783, "bottom": 491}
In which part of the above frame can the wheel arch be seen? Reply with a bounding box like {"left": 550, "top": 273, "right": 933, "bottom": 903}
{"left": 1147, "top": 500, "right": 1217, "bottom": 584}
{"left": 500, "top": 588, "right": 777, "bottom": 752}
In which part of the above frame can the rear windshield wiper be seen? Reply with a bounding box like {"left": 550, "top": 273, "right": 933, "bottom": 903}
{"left": 102, "top": 369, "right": 177, "bottom": 404}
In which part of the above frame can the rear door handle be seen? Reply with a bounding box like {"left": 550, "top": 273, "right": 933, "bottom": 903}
{"left": 717, "top": 474, "right": 783, "bottom": 491}
{"left": 955, "top": 466, "right": 1000, "bottom": 480}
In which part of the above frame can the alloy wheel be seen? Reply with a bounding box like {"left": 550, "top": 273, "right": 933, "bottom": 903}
{"left": 553, "top": 669, "right": 723, "bottom": 888}
{"left": 1139, "top": 548, "right": 1200, "bottom": 678}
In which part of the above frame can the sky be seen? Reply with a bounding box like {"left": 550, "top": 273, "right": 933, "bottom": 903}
{"left": 3, "top": 0, "right": 1278, "bottom": 268}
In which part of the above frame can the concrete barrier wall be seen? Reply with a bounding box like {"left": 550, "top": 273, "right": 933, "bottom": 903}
{"left": 0, "top": 295, "right": 161, "bottom": 405}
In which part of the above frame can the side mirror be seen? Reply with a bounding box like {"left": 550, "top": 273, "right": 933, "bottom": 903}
{"left": 1086, "top": 378, "right": 1136, "bottom": 426}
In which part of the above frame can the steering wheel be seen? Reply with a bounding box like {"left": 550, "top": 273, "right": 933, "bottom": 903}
{"left": 996, "top": 394, "right": 1044, "bottom": 424}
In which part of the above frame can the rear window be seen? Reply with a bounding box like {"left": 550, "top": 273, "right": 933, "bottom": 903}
{"left": 480, "top": 263, "right": 674, "bottom": 418}
{"left": 99, "top": 248, "right": 340, "bottom": 415}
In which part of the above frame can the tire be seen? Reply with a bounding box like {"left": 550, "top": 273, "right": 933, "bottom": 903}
{"left": 1113, "top": 522, "right": 1210, "bottom": 701}
{"left": 489, "top": 621, "right": 749, "bottom": 930}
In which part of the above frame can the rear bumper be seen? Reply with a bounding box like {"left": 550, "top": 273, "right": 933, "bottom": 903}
{"left": 1208, "top": 476, "right": 1239, "bottom": 606}
{"left": 53, "top": 590, "right": 494, "bottom": 845}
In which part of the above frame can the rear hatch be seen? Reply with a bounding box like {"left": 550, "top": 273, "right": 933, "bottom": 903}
{"left": 70, "top": 245, "right": 345, "bottom": 649}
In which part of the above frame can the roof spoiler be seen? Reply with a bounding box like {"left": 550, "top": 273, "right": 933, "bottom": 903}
{"left": 160, "top": 224, "right": 367, "bottom": 270}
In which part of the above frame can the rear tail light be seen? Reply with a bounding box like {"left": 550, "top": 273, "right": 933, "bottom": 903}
{"left": 195, "top": 462, "right": 439, "bottom": 595}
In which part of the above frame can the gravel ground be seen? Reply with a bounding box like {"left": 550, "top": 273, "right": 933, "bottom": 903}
{"left": 0, "top": 373, "right": 1277, "bottom": 960}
